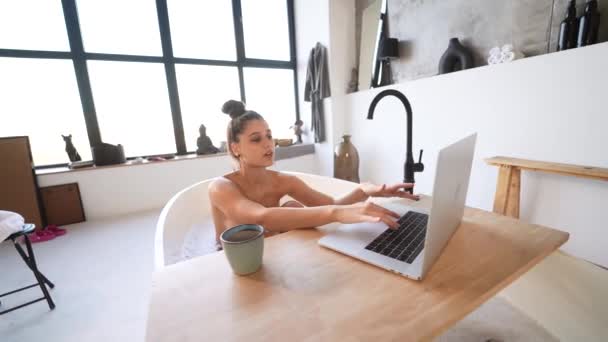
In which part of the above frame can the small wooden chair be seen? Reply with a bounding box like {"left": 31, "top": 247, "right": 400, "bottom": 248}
{"left": 0, "top": 224, "right": 55, "bottom": 315}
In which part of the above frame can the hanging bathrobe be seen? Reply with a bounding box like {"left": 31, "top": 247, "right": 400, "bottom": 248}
{"left": 304, "top": 42, "right": 331, "bottom": 143}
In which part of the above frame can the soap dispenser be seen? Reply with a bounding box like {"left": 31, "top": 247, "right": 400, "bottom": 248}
{"left": 557, "top": 0, "right": 579, "bottom": 51}
{"left": 577, "top": 0, "right": 601, "bottom": 47}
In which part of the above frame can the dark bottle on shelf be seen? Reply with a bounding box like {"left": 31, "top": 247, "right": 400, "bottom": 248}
{"left": 558, "top": 0, "right": 579, "bottom": 51}
{"left": 577, "top": 0, "right": 601, "bottom": 47}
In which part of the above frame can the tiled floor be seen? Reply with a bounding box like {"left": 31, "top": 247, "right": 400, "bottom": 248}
{"left": 0, "top": 211, "right": 159, "bottom": 342}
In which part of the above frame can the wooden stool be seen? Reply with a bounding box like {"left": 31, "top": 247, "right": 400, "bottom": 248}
{"left": 485, "top": 156, "right": 608, "bottom": 219}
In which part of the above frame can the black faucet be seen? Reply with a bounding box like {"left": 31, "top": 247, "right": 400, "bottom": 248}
{"left": 367, "top": 89, "right": 424, "bottom": 193}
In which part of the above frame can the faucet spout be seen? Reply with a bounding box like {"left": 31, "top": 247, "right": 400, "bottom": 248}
{"left": 367, "top": 89, "right": 424, "bottom": 192}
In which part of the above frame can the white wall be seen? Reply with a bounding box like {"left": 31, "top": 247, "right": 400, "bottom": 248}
{"left": 37, "top": 154, "right": 318, "bottom": 221}
{"left": 327, "top": 0, "right": 357, "bottom": 178}
{"left": 295, "top": 0, "right": 330, "bottom": 146}
{"left": 332, "top": 42, "right": 608, "bottom": 267}
{"left": 295, "top": 0, "right": 332, "bottom": 176}
{"left": 295, "top": 0, "right": 356, "bottom": 178}
{"left": 329, "top": 0, "right": 356, "bottom": 97}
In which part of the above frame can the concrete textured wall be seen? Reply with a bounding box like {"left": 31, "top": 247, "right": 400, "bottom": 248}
{"left": 354, "top": 0, "right": 608, "bottom": 83}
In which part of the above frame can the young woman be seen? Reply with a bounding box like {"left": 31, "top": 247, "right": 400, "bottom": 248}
{"left": 209, "top": 100, "right": 419, "bottom": 248}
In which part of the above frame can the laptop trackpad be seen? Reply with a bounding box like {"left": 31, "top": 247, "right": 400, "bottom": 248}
{"left": 319, "top": 221, "right": 386, "bottom": 254}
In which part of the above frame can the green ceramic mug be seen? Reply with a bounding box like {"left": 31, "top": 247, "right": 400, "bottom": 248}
{"left": 220, "top": 224, "right": 265, "bottom": 275}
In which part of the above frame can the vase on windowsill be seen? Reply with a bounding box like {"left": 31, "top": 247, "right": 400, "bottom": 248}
{"left": 334, "top": 134, "right": 360, "bottom": 183}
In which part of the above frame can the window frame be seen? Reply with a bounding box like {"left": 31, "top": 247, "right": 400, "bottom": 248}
{"left": 0, "top": 0, "right": 300, "bottom": 168}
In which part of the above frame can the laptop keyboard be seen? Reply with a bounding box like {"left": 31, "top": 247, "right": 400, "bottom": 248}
{"left": 364, "top": 211, "right": 428, "bottom": 264}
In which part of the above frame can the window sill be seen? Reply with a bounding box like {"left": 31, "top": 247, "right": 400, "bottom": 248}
{"left": 35, "top": 143, "right": 315, "bottom": 176}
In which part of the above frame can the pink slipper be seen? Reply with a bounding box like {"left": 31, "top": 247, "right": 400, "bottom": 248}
{"left": 28, "top": 230, "right": 56, "bottom": 243}
{"left": 45, "top": 225, "right": 67, "bottom": 236}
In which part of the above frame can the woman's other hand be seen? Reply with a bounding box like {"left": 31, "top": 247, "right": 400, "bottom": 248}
{"left": 332, "top": 202, "right": 401, "bottom": 229}
{"left": 360, "top": 182, "right": 420, "bottom": 201}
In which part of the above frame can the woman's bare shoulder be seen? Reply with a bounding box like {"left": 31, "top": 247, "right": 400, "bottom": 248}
{"left": 272, "top": 171, "right": 302, "bottom": 190}
{"left": 272, "top": 170, "right": 296, "bottom": 183}
{"left": 209, "top": 174, "right": 239, "bottom": 194}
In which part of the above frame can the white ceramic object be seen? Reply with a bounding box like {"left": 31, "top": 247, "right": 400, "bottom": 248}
{"left": 488, "top": 44, "right": 524, "bottom": 65}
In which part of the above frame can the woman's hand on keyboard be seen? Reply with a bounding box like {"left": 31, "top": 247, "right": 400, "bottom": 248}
{"left": 332, "top": 202, "right": 400, "bottom": 229}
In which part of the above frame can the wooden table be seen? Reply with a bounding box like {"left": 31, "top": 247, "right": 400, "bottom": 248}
{"left": 485, "top": 156, "right": 608, "bottom": 219}
{"left": 145, "top": 197, "right": 569, "bottom": 342}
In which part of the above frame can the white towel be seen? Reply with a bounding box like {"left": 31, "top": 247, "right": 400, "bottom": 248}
{"left": 501, "top": 51, "right": 515, "bottom": 62}
{"left": 487, "top": 54, "right": 501, "bottom": 65}
{"left": 0, "top": 210, "right": 25, "bottom": 241}
{"left": 489, "top": 46, "right": 501, "bottom": 57}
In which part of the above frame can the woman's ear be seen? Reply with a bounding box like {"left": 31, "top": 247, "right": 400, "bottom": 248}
{"left": 230, "top": 142, "right": 240, "bottom": 157}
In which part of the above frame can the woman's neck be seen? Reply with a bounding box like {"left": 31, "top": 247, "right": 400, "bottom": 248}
{"left": 237, "top": 164, "right": 269, "bottom": 185}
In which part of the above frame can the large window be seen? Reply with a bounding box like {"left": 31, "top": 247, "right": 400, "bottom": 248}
{"left": 241, "top": 0, "right": 291, "bottom": 61}
{"left": 0, "top": 1, "right": 69, "bottom": 51}
{"left": 0, "top": 58, "right": 90, "bottom": 165}
{"left": 88, "top": 61, "right": 174, "bottom": 157}
{"left": 176, "top": 65, "right": 240, "bottom": 152}
{"left": 167, "top": 0, "right": 236, "bottom": 60}
{"left": 243, "top": 68, "right": 296, "bottom": 139}
{"left": 0, "top": 0, "right": 299, "bottom": 167}
{"left": 77, "top": 0, "right": 163, "bottom": 56}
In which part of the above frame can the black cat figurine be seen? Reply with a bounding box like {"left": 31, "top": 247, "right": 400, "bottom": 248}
{"left": 62, "top": 134, "right": 82, "bottom": 162}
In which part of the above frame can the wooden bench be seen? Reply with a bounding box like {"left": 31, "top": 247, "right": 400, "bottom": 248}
{"left": 485, "top": 156, "right": 608, "bottom": 219}
{"left": 486, "top": 156, "right": 608, "bottom": 341}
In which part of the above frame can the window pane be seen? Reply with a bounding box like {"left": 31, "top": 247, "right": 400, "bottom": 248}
{"left": 241, "top": 0, "right": 290, "bottom": 60}
{"left": 0, "top": 1, "right": 69, "bottom": 51}
{"left": 176, "top": 65, "right": 240, "bottom": 152}
{"left": 77, "top": 0, "right": 162, "bottom": 55}
{"left": 168, "top": 0, "right": 236, "bottom": 60}
{"left": 87, "top": 61, "right": 174, "bottom": 157}
{"left": 243, "top": 68, "right": 296, "bottom": 139}
{"left": 0, "top": 58, "right": 90, "bottom": 166}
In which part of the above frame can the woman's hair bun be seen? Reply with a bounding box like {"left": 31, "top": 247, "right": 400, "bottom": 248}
{"left": 221, "top": 100, "right": 246, "bottom": 119}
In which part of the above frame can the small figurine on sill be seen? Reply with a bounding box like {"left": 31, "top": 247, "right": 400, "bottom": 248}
{"left": 62, "top": 134, "right": 81, "bottom": 162}
{"left": 196, "top": 124, "right": 220, "bottom": 155}
{"left": 290, "top": 119, "right": 304, "bottom": 144}
{"left": 275, "top": 139, "right": 293, "bottom": 147}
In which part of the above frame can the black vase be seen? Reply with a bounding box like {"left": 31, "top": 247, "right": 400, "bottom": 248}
{"left": 557, "top": 0, "right": 579, "bottom": 51}
{"left": 438, "top": 38, "right": 474, "bottom": 74}
{"left": 577, "top": 0, "right": 601, "bottom": 47}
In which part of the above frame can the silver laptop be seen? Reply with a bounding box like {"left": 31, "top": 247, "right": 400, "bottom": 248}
{"left": 319, "top": 133, "right": 477, "bottom": 280}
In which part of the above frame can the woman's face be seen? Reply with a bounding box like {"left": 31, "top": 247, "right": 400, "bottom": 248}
{"left": 232, "top": 119, "right": 275, "bottom": 167}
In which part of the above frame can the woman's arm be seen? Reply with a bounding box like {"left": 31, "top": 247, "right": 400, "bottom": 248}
{"left": 209, "top": 178, "right": 399, "bottom": 233}
{"left": 284, "top": 174, "right": 419, "bottom": 207}
{"left": 282, "top": 174, "right": 366, "bottom": 206}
